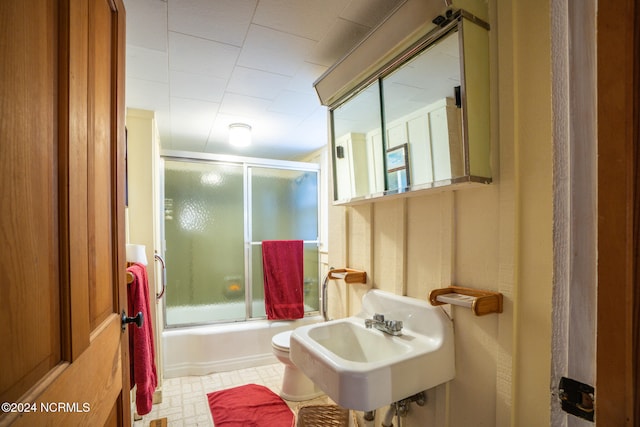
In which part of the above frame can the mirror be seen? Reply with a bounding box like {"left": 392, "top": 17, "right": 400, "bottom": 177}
{"left": 382, "top": 29, "right": 463, "bottom": 189}
{"left": 329, "top": 12, "right": 490, "bottom": 204}
{"left": 331, "top": 81, "right": 384, "bottom": 200}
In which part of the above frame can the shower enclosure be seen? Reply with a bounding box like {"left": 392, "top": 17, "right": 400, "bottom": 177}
{"left": 161, "top": 152, "right": 320, "bottom": 327}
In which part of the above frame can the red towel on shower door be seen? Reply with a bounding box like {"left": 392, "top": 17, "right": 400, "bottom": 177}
{"left": 262, "top": 240, "right": 304, "bottom": 320}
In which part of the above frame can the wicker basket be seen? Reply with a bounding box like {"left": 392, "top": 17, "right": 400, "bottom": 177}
{"left": 296, "top": 404, "right": 350, "bottom": 427}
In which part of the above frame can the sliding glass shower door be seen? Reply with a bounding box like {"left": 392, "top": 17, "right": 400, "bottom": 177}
{"left": 248, "top": 167, "right": 320, "bottom": 319}
{"left": 162, "top": 155, "right": 319, "bottom": 327}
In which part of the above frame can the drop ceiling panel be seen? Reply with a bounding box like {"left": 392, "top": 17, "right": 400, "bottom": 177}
{"left": 170, "top": 98, "right": 219, "bottom": 145}
{"left": 237, "top": 26, "right": 317, "bottom": 76}
{"left": 126, "top": 45, "right": 169, "bottom": 82}
{"left": 287, "top": 62, "right": 329, "bottom": 93}
{"left": 310, "top": 18, "right": 371, "bottom": 67}
{"left": 293, "top": 107, "right": 330, "bottom": 145}
{"left": 226, "top": 67, "right": 291, "bottom": 100}
{"left": 269, "top": 90, "right": 319, "bottom": 117}
{"left": 169, "top": 71, "right": 227, "bottom": 103}
{"left": 168, "top": 0, "right": 256, "bottom": 47}
{"left": 124, "top": 0, "right": 404, "bottom": 159}
{"left": 339, "top": 0, "right": 403, "bottom": 28}
{"left": 253, "top": 111, "right": 306, "bottom": 143}
{"left": 125, "top": 77, "right": 170, "bottom": 112}
{"left": 125, "top": 0, "right": 168, "bottom": 52}
{"left": 218, "top": 92, "right": 272, "bottom": 119}
{"left": 169, "top": 32, "right": 240, "bottom": 78}
{"left": 252, "top": 0, "right": 346, "bottom": 41}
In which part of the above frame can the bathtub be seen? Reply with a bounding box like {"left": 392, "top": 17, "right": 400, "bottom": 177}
{"left": 162, "top": 302, "right": 322, "bottom": 378}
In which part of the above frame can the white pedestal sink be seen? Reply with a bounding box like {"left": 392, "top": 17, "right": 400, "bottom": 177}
{"left": 290, "top": 289, "right": 455, "bottom": 412}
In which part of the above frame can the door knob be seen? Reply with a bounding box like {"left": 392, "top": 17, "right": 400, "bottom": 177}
{"left": 121, "top": 310, "right": 144, "bottom": 332}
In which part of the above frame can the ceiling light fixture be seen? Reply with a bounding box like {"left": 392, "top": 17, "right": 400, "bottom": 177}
{"left": 228, "top": 123, "right": 252, "bottom": 147}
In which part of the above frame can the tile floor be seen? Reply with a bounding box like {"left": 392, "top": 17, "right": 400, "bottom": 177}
{"left": 133, "top": 363, "right": 336, "bottom": 427}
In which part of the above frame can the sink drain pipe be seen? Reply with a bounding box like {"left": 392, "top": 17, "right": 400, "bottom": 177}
{"left": 381, "top": 406, "right": 396, "bottom": 427}
{"left": 380, "top": 391, "right": 427, "bottom": 427}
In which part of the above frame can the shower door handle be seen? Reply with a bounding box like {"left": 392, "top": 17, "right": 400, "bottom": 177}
{"left": 154, "top": 252, "right": 166, "bottom": 299}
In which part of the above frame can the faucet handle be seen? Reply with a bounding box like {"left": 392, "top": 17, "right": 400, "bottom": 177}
{"left": 386, "top": 320, "right": 403, "bottom": 332}
{"left": 373, "top": 313, "right": 385, "bottom": 322}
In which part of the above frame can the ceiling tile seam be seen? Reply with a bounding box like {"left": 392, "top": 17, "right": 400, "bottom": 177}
{"left": 230, "top": 64, "right": 296, "bottom": 80}
{"left": 222, "top": 88, "right": 291, "bottom": 105}
{"left": 244, "top": 0, "right": 259, "bottom": 46}
{"left": 218, "top": 3, "right": 258, "bottom": 113}
{"left": 126, "top": 76, "right": 170, "bottom": 87}
{"left": 169, "top": 94, "right": 222, "bottom": 105}
{"left": 126, "top": 43, "right": 168, "bottom": 55}
{"left": 247, "top": 22, "right": 322, "bottom": 44}
{"left": 167, "top": 29, "right": 246, "bottom": 49}
{"left": 165, "top": 1, "right": 257, "bottom": 50}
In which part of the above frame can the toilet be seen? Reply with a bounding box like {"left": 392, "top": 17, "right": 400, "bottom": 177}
{"left": 271, "top": 331, "right": 323, "bottom": 401}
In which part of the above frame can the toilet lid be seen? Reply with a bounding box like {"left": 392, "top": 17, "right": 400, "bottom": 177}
{"left": 272, "top": 331, "right": 292, "bottom": 352}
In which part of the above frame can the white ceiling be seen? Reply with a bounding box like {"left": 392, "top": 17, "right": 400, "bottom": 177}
{"left": 124, "top": 0, "right": 403, "bottom": 160}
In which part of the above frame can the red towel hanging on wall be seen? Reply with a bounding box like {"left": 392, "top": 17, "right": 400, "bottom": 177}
{"left": 262, "top": 240, "right": 304, "bottom": 320}
{"left": 126, "top": 262, "right": 158, "bottom": 416}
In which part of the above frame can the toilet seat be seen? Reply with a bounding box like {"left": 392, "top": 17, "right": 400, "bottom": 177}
{"left": 271, "top": 331, "right": 292, "bottom": 353}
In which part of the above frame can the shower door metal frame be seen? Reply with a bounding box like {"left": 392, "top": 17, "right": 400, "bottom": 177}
{"left": 160, "top": 150, "right": 321, "bottom": 328}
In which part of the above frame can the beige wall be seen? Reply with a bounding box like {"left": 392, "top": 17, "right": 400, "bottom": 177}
{"left": 326, "top": 0, "right": 553, "bottom": 425}
{"left": 125, "top": 108, "right": 164, "bottom": 406}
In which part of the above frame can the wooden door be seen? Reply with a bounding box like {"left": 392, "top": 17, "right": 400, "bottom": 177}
{"left": 0, "top": 0, "right": 129, "bottom": 426}
{"left": 596, "top": 0, "right": 639, "bottom": 424}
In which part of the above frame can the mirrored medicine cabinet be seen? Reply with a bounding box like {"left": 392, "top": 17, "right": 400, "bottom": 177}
{"left": 327, "top": 10, "right": 491, "bottom": 204}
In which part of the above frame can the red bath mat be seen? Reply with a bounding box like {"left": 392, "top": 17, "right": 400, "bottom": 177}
{"left": 207, "top": 384, "right": 294, "bottom": 427}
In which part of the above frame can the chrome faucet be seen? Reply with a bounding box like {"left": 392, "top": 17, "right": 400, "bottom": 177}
{"left": 364, "top": 313, "right": 403, "bottom": 336}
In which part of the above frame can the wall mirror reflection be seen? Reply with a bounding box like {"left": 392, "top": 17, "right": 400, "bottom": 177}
{"left": 386, "top": 143, "right": 410, "bottom": 191}
{"left": 331, "top": 81, "right": 384, "bottom": 200}
{"left": 382, "top": 29, "right": 463, "bottom": 189}
{"left": 328, "top": 11, "right": 490, "bottom": 204}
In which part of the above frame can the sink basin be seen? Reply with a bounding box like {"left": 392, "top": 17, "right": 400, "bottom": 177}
{"left": 290, "top": 289, "right": 455, "bottom": 411}
{"left": 307, "top": 320, "right": 412, "bottom": 363}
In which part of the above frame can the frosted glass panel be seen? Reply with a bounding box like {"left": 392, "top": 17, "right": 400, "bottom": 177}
{"left": 250, "top": 168, "right": 318, "bottom": 242}
{"left": 250, "top": 245, "right": 266, "bottom": 318}
{"left": 302, "top": 243, "right": 319, "bottom": 311}
{"left": 164, "top": 160, "right": 245, "bottom": 325}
